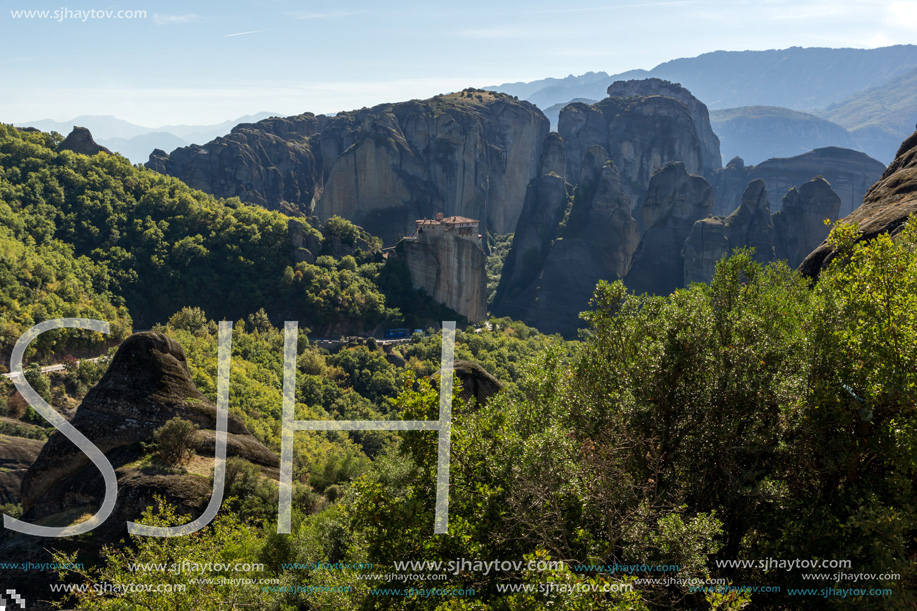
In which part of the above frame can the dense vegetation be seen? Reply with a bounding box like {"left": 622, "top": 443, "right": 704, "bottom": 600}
{"left": 52, "top": 217, "right": 917, "bottom": 610}
{"left": 0, "top": 124, "right": 453, "bottom": 367}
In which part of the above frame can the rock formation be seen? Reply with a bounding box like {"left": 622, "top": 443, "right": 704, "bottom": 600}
{"left": 0, "top": 434, "right": 43, "bottom": 505}
{"left": 801, "top": 130, "right": 917, "bottom": 279}
{"left": 146, "top": 114, "right": 325, "bottom": 217}
{"left": 606, "top": 78, "right": 722, "bottom": 175}
{"left": 148, "top": 91, "right": 548, "bottom": 244}
{"left": 559, "top": 95, "right": 705, "bottom": 205}
{"left": 625, "top": 162, "right": 714, "bottom": 295}
{"left": 711, "top": 156, "right": 752, "bottom": 215}
{"left": 710, "top": 147, "right": 884, "bottom": 219}
{"left": 492, "top": 138, "right": 573, "bottom": 322}
{"left": 59, "top": 126, "right": 112, "bottom": 156}
{"left": 19, "top": 332, "right": 278, "bottom": 527}
{"left": 401, "top": 216, "right": 487, "bottom": 322}
{"left": 494, "top": 145, "right": 640, "bottom": 336}
{"left": 773, "top": 177, "right": 841, "bottom": 268}
{"left": 722, "top": 179, "right": 776, "bottom": 265}
{"left": 683, "top": 217, "right": 729, "bottom": 285}
{"left": 449, "top": 360, "right": 504, "bottom": 408}
{"left": 748, "top": 147, "right": 884, "bottom": 216}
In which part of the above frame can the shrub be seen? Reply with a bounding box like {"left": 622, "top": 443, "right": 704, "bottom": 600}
{"left": 149, "top": 417, "right": 198, "bottom": 466}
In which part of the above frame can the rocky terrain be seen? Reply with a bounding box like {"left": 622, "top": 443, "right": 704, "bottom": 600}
{"left": 606, "top": 78, "right": 722, "bottom": 175}
{"left": 148, "top": 90, "right": 548, "bottom": 244}
{"left": 710, "top": 147, "right": 885, "bottom": 217}
{"left": 58, "top": 126, "right": 112, "bottom": 156}
{"left": 558, "top": 95, "right": 705, "bottom": 205}
{"left": 19, "top": 332, "right": 277, "bottom": 525}
{"left": 801, "top": 129, "right": 917, "bottom": 279}
{"left": 146, "top": 113, "right": 326, "bottom": 217}
{"left": 401, "top": 220, "right": 488, "bottom": 322}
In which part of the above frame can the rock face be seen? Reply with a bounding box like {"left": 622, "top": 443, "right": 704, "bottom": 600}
{"left": 625, "top": 162, "right": 714, "bottom": 295}
{"left": 59, "top": 126, "right": 112, "bottom": 156}
{"left": 145, "top": 114, "right": 325, "bottom": 217}
{"left": 495, "top": 146, "right": 639, "bottom": 336}
{"left": 0, "top": 433, "right": 43, "bottom": 505}
{"left": 559, "top": 95, "right": 705, "bottom": 205}
{"left": 773, "top": 177, "right": 841, "bottom": 268}
{"left": 19, "top": 332, "right": 278, "bottom": 526}
{"left": 722, "top": 179, "right": 776, "bottom": 265}
{"left": 606, "top": 78, "right": 722, "bottom": 175}
{"left": 492, "top": 139, "right": 573, "bottom": 322}
{"left": 711, "top": 157, "right": 752, "bottom": 215}
{"left": 748, "top": 147, "right": 884, "bottom": 216}
{"left": 801, "top": 130, "right": 917, "bottom": 279}
{"left": 710, "top": 147, "right": 884, "bottom": 218}
{"left": 402, "top": 217, "right": 487, "bottom": 322}
{"left": 452, "top": 360, "right": 504, "bottom": 407}
{"left": 148, "top": 91, "right": 548, "bottom": 244}
{"left": 683, "top": 217, "right": 729, "bottom": 285}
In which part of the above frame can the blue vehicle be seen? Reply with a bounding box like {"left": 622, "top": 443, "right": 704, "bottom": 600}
{"left": 384, "top": 328, "right": 410, "bottom": 339}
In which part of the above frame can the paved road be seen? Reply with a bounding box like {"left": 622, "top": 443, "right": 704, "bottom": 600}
{"left": 2, "top": 357, "right": 102, "bottom": 380}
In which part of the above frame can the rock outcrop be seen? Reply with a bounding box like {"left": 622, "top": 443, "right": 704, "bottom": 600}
{"left": 149, "top": 91, "right": 548, "bottom": 244}
{"left": 145, "top": 114, "right": 325, "bottom": 217}
{"left": 607, "top": 78, "right": 722, "bottom": 175}
{"left": 0, "top": 433, "right": 43, "bottom": 505}
{"left": 559, "top": 95, "right": 704, "bottom": 205}
{"left": 59, "top": 126, "right": 111, "bottom": 156}
{"left": 748, "top": 147, "right": 884, "bottom": 216}
{"left": 800, "top": 130, "right": 917, "bottom": 279}
{"left": 625, "top": 162, "right": 713, "bottom": 295}
{"left": 773, "top": 177, "right": 841, "bottom": 268}
{"left": 683, "top": 217, "right": 729, "bottom": 285}
{"left": 711, "top": 156, "right": 752, "bottom": 215}
{"left": 402, "top": 217, "right": 487, "bottom": 322}
{"left": 494, "top": 146, "right": 639, "bottom": 336}
{"left": 20, "top": 332, "right": 278, "bottom": 526}
{"left": 722, "top": 179, "right": 776, "bottom": 265}
{"left": 492, "top": 138, "right": 573, "bottom": 322}
{"left": 451, "top": 360, "right": 504, "bottom": 408}
{"left": 710, "top": 147, "right": 884, "bottom": 218}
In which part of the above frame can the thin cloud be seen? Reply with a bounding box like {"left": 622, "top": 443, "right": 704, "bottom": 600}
{"left": 290, "top": 10, "right": 367, "bottom": 20}
{"left": 225, "top": 30, "right": 264, "bottom": 37}
{"left": 153, "top": 13, "right": 199, "bottom": 25}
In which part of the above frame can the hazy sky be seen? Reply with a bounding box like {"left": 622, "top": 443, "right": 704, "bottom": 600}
{"left": 2, "top": 0, "right": 916, "bottom": 126}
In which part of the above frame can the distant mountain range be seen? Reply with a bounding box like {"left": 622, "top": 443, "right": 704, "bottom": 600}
{"left": 488, "top": 45, "right": 917, "bottom": 111}
{"left": 491, "top": 45, "right": 917, "bottom": 165}
{"left": 15, "top": 112, "right": 280, "bottom": 163}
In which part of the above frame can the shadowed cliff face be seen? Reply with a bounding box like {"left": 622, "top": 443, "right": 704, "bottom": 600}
{"left": 710, "top": 147, "right": 885, "bottom": 217}
{"left": 559, "top": 95, "right": 705, "bottom": 205}
{"left": 19, "top": 332, "right": 277, "bottom": 526}
{"left": 494, "top": 145, "right": 639, "bottom": 336}
{"left": 147, "top": 92, "right": 548, "bottom": 245}
{"left": 801, "top": 130, "right": 917, "bottom": 279}
{"left": 146, "top": 114, "right": 325, "bottom": 217}
{"left": 606, "top": 78, "right": 722, "bottom": 176}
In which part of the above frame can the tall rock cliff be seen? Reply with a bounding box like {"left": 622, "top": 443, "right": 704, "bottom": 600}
{"left": 494, "top": 146, "right": 638, "bottom": 336}
{"left": 801, "top": 130, "right": 917, "bottom": 279}
{"left": 606, "top": 78, "right": 722, "bottom": 175}
{"left": 492, "top": 137, "right": 573, "bottom": 321}
{"left": 316, "top": 91, "right": 547, "bottom": 243}
{"left": 625, "top": 162, "right": 713, "bottom": 295}
{"left": 722, "top": 179, "right": 776, "bottom": 265}
{"left": 149, "top": 91, "right": 548, "bottom": 245}
{"left": 747, "top": 147, "right": 884, "bottom": 217}
{"left": 559, "top": 95, "right": 704, "bottom": 205}
{"left": 402, "top": 217, "right": 487, "bottom": 322}
{"left": 773, "top": 177, "right": 841, "bottom": 268}
{"left": 146, "top": 114, "right": 325, "bottom": 217}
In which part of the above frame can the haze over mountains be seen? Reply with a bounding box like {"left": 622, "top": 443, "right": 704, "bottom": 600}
{"left": 491, "top": 45, "right": 917, "bottom": 164}
{"left": 16, "top": 112, "right": 278, "bottom": 163}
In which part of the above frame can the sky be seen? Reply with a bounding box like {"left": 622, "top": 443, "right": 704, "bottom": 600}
{"left": 2, "top": 0, "right": 917, "bottom": 126}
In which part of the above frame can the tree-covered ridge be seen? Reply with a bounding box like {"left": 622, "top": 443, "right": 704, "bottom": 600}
{"left": 56, "top": 223, "right": 917, "bottom": 609}
{"left": 0, "top": 123, "right": 440, "bottom": 363}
